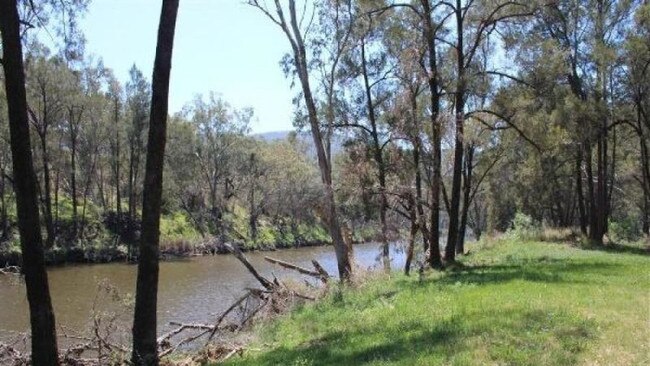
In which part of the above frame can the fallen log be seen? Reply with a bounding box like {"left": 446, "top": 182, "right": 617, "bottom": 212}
{"left": 225, "top": 243, "right": 274, "bottom": 290}
{"left": 264, "top": 256, "right": 324, "bottom": 280}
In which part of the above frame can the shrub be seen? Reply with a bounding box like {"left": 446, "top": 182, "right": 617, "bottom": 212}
{"left": 608, "top": 218, "right": 641, "bottom": 243}
{"left": 506, "top": 212, "right": 542, "bottom": 241}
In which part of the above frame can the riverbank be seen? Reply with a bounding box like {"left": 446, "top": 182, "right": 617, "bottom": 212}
{"left": 0, "top": 231, "right": 381, "bottom": 268}
{"left": 218, "top": 238, "right": 650, "bottom": 366}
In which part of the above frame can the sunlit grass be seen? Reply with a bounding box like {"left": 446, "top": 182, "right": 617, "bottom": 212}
{"left": 222, "top": 239, "right": 650, "bottom": 366}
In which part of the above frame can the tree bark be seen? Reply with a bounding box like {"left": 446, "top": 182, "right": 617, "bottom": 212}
{"left": 421, "top": 0, "right": 442, "bottom": 268}
{"left": 360, "top": 37, "right": 390, "bottom": 270}
{"left": 131, "top": 1, "right": 179, "bottom": 364}
{"left": 445, "top": 0, "right": 465, "bottom": 263}
{"left": 0, "top": 0, "right": 60, "bottom": 363}
{"left": 68, "top": 107, "right": 80, "bottom": 238}
{"left": 457, "top": 145, "right": 474, "bottom": 255}
{"left": 404, "top": 193, "right": 417, "bottom": 276}
{"left": 575, "top": 147, "right": 587, "bottom": 235}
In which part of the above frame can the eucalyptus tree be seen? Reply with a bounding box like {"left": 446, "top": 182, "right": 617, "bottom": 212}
{"left": 131, "top": 0, "right": 179, "bottom": 364}
{"left": 182, "top": 92, "right": 251, "bottom": 234}
{"left": 125, "top": 64, "right": 150, "bottom": 224}
{"left": 249, "top": 0, "right": 353, "bottom": 279}
{"left": 625, "top": 2, "right": 650, "bottom": 235}
{"left": 0, "top": 1, "right": 59, "bottom": 363}
{"left": 26, "top": 54, "right": 75, "bottom": 246}
{"left": 337, "top": 1, "right": 396, "bottom": 269}
{"left": 106, "top": 71, "right": 125, "bottom": 224}
{"left": 503, "top": 0, "right": 640, "bottom": 244}
{"left": 442, "top": 0, "right": 536, "bottom": 262}
{"left": 76, "top": 60, "right": 109, "bottom": 236}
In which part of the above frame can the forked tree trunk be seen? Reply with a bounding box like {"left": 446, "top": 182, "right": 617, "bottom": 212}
{"left": 131, "top": 0, "right": 179, "bottom": 364}
{"left": 0, "top": 0, "right": 59, "bottom": 363}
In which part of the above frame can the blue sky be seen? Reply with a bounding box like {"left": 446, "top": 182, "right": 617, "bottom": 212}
{"left": 80, "top": 0, "right": 295, "bottom": 133}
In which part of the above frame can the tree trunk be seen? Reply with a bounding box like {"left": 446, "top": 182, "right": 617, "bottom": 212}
{"left": 457, "top": 145, "right": 474, "bottom": 255}
{"left": 404, "top": 194, "right": 417, "bottom": 276}
{"left": 39, "top": 136, "right": 56, "bottom": 247}
{"left": 360, "top": 38, "right": 390, "bottom": 270}
{"left": 281, "top": 0, "right": 351, "bottom": 280}
{"left": 445, "top": 0, "right": 465, "bottom": 263}
{"left": 575, "top": 147, "right": 587, "bottom": 235}
{"left": 412, "top": 125, "right": 429, "bottom": 254}
{"left": 112, "top": 94, "right": 122, "bottom": 238}
{"left": 69, "top": 109, "right": 78, "bottom": 238}
{"left": 421, "top": 0, "right": 442, "bottom": 268}
{"left": 131, "top": 1, "right": 179, "bottom": 364}
{"left": 0, "top": 1, "right": 60, "bottom": 363}
{"left": 0, "top": 164, "right": 7, "bottom": 240}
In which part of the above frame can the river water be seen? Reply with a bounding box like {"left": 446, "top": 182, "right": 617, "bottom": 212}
{"left": 0, "top": 242, "right": 409, "bottom": 345}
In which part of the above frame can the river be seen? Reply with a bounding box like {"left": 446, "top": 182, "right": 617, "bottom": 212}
{"left": 0, "top": 242, "right": 409, "bottom": 346}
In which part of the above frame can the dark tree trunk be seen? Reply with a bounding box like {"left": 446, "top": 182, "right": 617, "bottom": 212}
{"left": 445, "top": 0, "right": 465, "bottom": 263}
{"left": 0, "top": 1, "right": 60, "bottom": 363}
{"left": 131, "top": 0, "right": 179, "bottom": 364}
{"left": 457, "top": 145, "right": 474, "bottom": 255}
{"left": 575, "top": 147, "right": 587, "bottom": 235}
{"left": 0, "top": 164, "right": 7, "bottom": 240}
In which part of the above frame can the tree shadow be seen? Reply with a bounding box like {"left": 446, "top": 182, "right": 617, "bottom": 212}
{"left": 400, "top": 256, "right": 622, "bottom": 289}
{"left": 577, "top": 242, "right": 650, "bottom": 257}
{"left": 228, "top": 308, "right": 596, "bottom": 365}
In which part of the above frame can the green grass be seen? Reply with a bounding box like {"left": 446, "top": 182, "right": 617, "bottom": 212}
{"left": 222, "top": 239, "right": 650, "bottom": 366}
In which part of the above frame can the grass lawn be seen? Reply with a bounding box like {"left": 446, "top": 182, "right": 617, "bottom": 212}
{"left": 222, "top": 239, "right": 650, "bottom": 366}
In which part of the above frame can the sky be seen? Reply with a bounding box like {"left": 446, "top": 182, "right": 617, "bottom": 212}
{"left": 79, "top": 0, "right": 295, "bottom": 133}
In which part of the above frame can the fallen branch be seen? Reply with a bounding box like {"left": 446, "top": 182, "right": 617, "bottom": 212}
{"left": 206, "top": 291, "right": 252, "bottom": 342}
{"left": 220, "top": 346, "right": 243, "bottom": 362}
{"left": 264, "top": 256, "right": 324, "bottom": 279}
{"left": 225, "top": 243, "right": 274, "bottom": 290}
{"left": 311, "top": 260, "right": 330, "bottom": 283}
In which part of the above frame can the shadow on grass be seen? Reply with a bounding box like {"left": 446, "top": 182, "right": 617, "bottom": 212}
{"left": 227, "top": 308, "right": 596, "bottom": 366}
{"left": 577, "top": 242, "right": 650, "bottom": 257}
{"left": 400, "top": 256, "right": 623, "bottom": 289}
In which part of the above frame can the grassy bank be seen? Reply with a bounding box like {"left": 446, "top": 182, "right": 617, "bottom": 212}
{"left": 222, "top": 239, "right": 650, "bottom": 366}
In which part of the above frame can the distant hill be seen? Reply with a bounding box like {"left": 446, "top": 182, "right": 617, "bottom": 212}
{"left": 252, "top": 130, "right": 346, "bottom": 157}
{"left": 253, "top": 130, "right": 295, "bottom": 142}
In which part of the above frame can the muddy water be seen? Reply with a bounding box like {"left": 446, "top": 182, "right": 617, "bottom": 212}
{"left": 0, "top": 242, "right": 408, "bottom": 344}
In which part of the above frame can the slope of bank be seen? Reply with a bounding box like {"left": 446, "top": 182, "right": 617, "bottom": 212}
{"left": 222, "top": 239, "right": 650, "bottom": 366}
